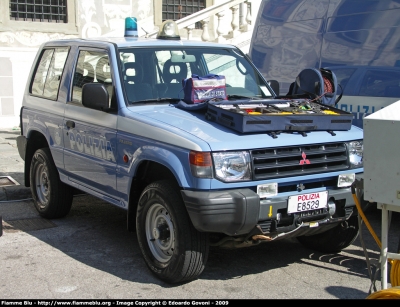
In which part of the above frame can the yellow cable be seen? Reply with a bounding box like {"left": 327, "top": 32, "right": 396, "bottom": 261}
{"left": 351, "top": 193, "right": 400, "bottom": 297}
{"left": 352, "top": 194, "right": 381, "bottom": 249}
{"left": 392, "top": 259, "right": 400, "bottom": 287}
{"left": 366, "top": 287, "right": 400, "bottom": 299}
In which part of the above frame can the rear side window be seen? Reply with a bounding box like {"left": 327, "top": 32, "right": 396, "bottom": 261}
{"left": 30, "top": 47, "right": 69, "bottom": 100}
{"left": 329, "top": 68, "right": 357, "bottom": 93}
{"left": 359, "top": 70, "right": 400, "bottom": 98}
{"left": 72, "top": 50, "right": 112, "bottom": 104}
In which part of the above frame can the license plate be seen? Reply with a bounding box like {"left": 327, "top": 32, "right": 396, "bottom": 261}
{"left": 287, "top": 191, "right": 328, "bottom": 214}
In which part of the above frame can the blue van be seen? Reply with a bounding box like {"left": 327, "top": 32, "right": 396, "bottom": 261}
{"left": 249, "top": 0, "right": 400, "bottom": 128}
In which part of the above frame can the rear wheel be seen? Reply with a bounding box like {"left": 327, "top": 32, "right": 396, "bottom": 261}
{"left": 297, "top": 215, "right": 359, "bottom": 253}
{"left": 30, "top": 148, "right": 73, "bottom": 219}
{"left": 136, "top": 180, "right": 209, "bottom": 283}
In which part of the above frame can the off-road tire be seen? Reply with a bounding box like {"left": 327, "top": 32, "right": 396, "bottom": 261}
{"left": 30, "top": 148, "right": 73, "bottom": 219}
{"left": 136, "top": 180, "right": 209, "bottom": 283}
{"left": 297, "top": 215, "right": 359, "bottom": 253}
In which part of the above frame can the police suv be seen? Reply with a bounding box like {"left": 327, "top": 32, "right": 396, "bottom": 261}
{"left": 17, "top": 20, "right": 364, "bottom": 283}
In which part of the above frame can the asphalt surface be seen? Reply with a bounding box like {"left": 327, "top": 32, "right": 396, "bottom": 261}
{"left": 0, "top": 128, "right": 32, "bottom": 202}
{"left": 1, "top": 129, "right": 399, "bottom": 300}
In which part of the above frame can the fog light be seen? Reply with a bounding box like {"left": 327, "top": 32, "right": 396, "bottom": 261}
{"left": 328, "top": 199, "right": 336, "bottom": 216}
{"left": 337, "top": 173, "right": 355, "bottom": 187}
{"left": 257, "top": 183, "right": 277, "bottom": 198}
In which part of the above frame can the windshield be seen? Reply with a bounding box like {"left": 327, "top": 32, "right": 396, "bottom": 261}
{"left": 118, "top": 47, "right": 273, "bottom": 104}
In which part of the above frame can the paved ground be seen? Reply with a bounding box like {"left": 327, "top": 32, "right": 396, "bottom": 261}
{"left": 0, "top": 129, "right": 399, "bottom": 300}
{"left": 0, "top": 128, "right": 32, "bottom": 202}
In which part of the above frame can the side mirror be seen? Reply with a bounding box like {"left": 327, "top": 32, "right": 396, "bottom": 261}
{"left": 267, "top": 80, "right": 279, "bottom": 95}
{"left": 82, "top": 83, "right": 109, "bottom": 111}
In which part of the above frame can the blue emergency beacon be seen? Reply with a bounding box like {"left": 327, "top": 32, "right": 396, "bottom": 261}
{"left": 125, "top": 17, "right": 138, "bottom": 37}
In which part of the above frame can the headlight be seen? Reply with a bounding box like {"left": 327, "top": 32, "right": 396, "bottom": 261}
{"left": 348, "top": 140, "right": 363, "bottom": 168}
{"left": 213, "top": 151, "right": 251, "bottom": 182}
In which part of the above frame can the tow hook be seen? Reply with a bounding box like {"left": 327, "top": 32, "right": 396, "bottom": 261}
{"left": 341, "top": 220, "right": 349, "bottom": 230}
{"left": 252, "top": 234, "right": 273, "bottom": 241}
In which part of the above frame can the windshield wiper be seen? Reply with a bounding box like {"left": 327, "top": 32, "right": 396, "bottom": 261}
{"left": 130, "top": 98, "right": 180, "bottom": 104}
{"left": 227, "top": 95, "right": 263, "bottom": 100}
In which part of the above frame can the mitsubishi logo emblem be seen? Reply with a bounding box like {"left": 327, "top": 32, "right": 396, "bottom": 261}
{"left": 297, "top": 183, "right": 305, "bottom": 191}
{"left": 299, "top": 152, "right": 310, "bottom": 165}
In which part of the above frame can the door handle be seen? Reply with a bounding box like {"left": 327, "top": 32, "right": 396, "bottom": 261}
{"left": 66, "top": 120, "right": 75, "bottom": 129}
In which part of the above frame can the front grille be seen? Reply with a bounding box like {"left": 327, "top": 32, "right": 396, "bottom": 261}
{"left": 251, "top": 142, "right": 349, "bottom": 180}
{"left": 278, "top": 178, "right": 338, "bottom": 193}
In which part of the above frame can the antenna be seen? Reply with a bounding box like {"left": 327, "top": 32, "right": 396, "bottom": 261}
{"left": 142, "top": 27, "right": 149, "bottom": 38}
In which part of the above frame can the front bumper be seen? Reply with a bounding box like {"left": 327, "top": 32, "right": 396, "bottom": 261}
{"left": 181, "top": 185, "right": 357, "bottom": 237}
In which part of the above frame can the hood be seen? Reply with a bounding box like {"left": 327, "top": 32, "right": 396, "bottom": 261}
{"left": 127, "top": 104, "right": 364, "bottom": 151}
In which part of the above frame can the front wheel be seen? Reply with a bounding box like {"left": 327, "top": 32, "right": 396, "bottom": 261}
{"left": 296, "top": 215, "right": 359, "bottom": 253}
{"left": 136, "top": 180, "right": 209, "bottom": 283}
{"left": 30, "top": 148, "right": 73, "bottom": 219}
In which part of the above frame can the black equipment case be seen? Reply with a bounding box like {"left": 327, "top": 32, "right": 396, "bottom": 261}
{"left": 205, "top": 99, "right": 353, "bottom": 134}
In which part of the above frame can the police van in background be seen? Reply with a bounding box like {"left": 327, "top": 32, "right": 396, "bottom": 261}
{"left": 249, "top": 0, "right": 400, "bottom": 128}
